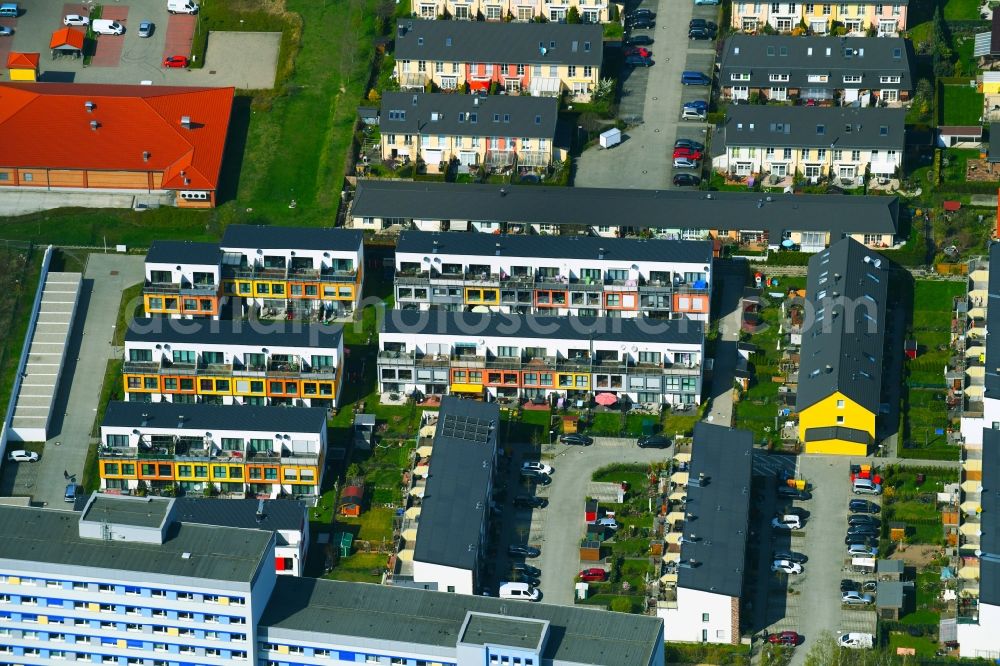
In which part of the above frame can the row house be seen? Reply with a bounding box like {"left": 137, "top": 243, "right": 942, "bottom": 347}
{"left": 122, "top": 318, "right": 345, "bottom": 408}
{"left": 412, "top": 0, "right": 612, "bottom": 22}
{"left": 143, "top": 226, "right": 365, "bottom": 319}
{"left": 714, "top": 106, "right": 906, "bottom": 185}
{"left": 380, "top": 92, "right": 559, "bottom": 172}
{"left": 394, "top": 230, "right": 713, "bottom": 320}
{"left": 378, "top": 310, "right": 705, "bottom": 406}
{"left": 719, "top": 35, "right": 912, "bottom": 105}
{"left": 100, "top": 400, "right": 327, "bottom": 504}
{"left": 395, "top": 20, "right": 603, "bottom": 99}
{"left": 349, "top": 179, "right": 902, "bottom": 251}
{"left": 731, "top": 0, "right": 908, "bottom": 35}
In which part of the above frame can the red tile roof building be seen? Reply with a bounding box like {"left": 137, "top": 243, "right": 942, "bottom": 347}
{"left": 0, "top": 83, "right": 235, "bottom": 208}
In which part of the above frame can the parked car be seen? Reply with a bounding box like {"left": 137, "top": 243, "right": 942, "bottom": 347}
{"left": 508, "top": 571, "right": 541, "bottom": 587}
{"left": 521, "top": 469, "right": 552, "bottom": 485}
{"left": 849, "top": 499, "right": 881, "bottom": 514}
{"left": 626, "top": 8, "right": 656, "bottom": 19}
{"left": 771, "top": 560, "right": 803, "bottom": 575}
{"left": 675, "top": 138, "right": 705, "bottom": 152}
{"left": 637, "top": 434, "right": 670, "bottom": 448}
{"left": 560, "top": 434, "right": 592, "bottom": 446}
{"left": 499, "top": 582, "right": 540, "bottom": 601}
{"left": 681, "top": 108, "right": 707, "bottom": 121}
{"left": 777, "top": 486, "right": 812, "bottom": 500}
{"left": 595, "top": 516, "right": 619, "bottom": 530}
{"left": 841, "top": 579, "right": 858, "bottom": 592}
{"left": 508, "top": 544, "right": 541, "bottom": 558}
{"left": 7, "top": 450, "right": 38, "bottom": 463}
{"left": 852, "top": 478, "right": 882, "bottom": 495}
{"left": 772, "top": 515, "right": 802, "bottom": 530}
{"left": 683, "top": 100, "right": 709, "bottom": 112}
{"left": 92, "top": 19, "right": 125, "bottom": 35}
{"left": 163, "top": 55, "right": 189, "bottom": 68}
{"left": 848, "top": 515, "right": 881, "bottom": 527}
{"left": 513, "top": 495, "right": 547, "bottom": 509}
{"left": 138, "top": 21, "right": 154, "bottom": 37}
{"left": 673, "top": 147, "right": 703, "bottom": 160}
{"left": 694, "top": 0, "right": 720, "bottom": 5}
{"left": 768, "top": 631, "right": 801, "bottom": 646}
{"left": 64, "top": 483, "right": 78, "bottom": 503}
{"left": 681, "top": 71, "right": 711, "bottom": 85}
{"left": 841, "top": 591, "right": 874, "bottom": 605}
{"left": 672, "top": 173, "right": 701, "bottom": 187}
{"left": 846, "top": 543, "right": 879, "bottom": 557}
{"left": 579, "top": 568, "right": 608, "bottom": 582}
{"left": 689, "top": 27, "right": 713, "bottom": 39}
{"left": 627, "top": 15, "right": 654, "bottom": 29}
{"left": 673, "top": 156, "right": 700, "bottom": 169}
{"left": 689, "top": 18, "right": 718, "bottom": 31}
{"left": 847, "top": 524, "right": 880, "bottom": 537}
{"left": 772, "top": 551, "right": 807, "bottom": 564}
{"left": 0, "top": 25, "right": 11, "bottom": 36}
{"left": 839, "top": 633, "right": 874, "bottom": 649}
{"left": 845, "top": 532, "right": 879, "bottom": 545}
{"left": 624, "top": 34, "right": 654, "bottom": 47}
{"left": 63, "top": 14, "right": 89, "bottom": 25}
{"left": 522, "top": 461, "right": 553, "bottom": 475}
{"left": 623, "top": 46, "right": 651, "bottom": 58}
{"left": 625, "top": 55, "right": 654, "bottom": 67}
{"left": 511, "top": 563, "right": 540, "bottom": 577}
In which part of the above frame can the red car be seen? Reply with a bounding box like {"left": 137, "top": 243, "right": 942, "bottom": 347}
{"left": 163, "top": 55, "right": 189, "bottom": 68}
{"left": 673, "top": 148, "right": 704, "bottom": 160}
{"left": 578, "top": 568, "right": 607, "bottom": 582}
{"left": 767, "top": 631, "right": 801, "bottom": 646}
{"left": 623, "top": 46, "right": 651, "bottom": 58}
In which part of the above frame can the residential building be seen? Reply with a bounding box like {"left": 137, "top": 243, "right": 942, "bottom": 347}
{"left": 393, "top": 398, "right": 499, "bottom": 594}
{"left": 715, "top": 106, "right": 905, "bottom": 185}
{"left": 394, "top": 230, "right": 713, "bottom": 320}
{"left": 983, "top": 73, "right": 1000, "bottom": 122}
{"left": 411, "top": 0, "right": 613, "bottom": 22}
{"left": 958, "top": 249, "right": 995, "bottom": 446}
{"left": 658, "top": 423, "right": 753, "bottom": 644}
{"left": 142, "top": 227, "right": 365, "bottom": 319}
{"left": 378, "top": 310, "right": 704, "bottom": 405}
{"left": 796, "top": 238, "right": 889, "bottom": 455}
{"left": 0, "top": 494, "right": 665, "bottom": 666}
{"left": 122, "top": 318, "right": 344, "bottom": 407}
{"left": 730, "top": 0, "right": 908, "bottom": 35}
{"left": 394, "top": 20, "right": 603, "bottom": 99}
{"left": 974, "top": 12, "right": 1000, "bottom": 64}
{"left": 349, "top": 179, "right": 902, "bottom": 251}
{"left": 379, "top": 92, "right": 560, "bottom": 173}
{"left": 99, "top": 400, "right": 328, "bottom": 500}
{"left": 0, "top": 83, "right": 234, "bottom": 208}
{"left": 719, "top": 35, "right": 912, "bottom": 105}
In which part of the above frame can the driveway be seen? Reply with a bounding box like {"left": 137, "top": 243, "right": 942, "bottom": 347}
{"left": 0, "top": 254, "right": 144, "bottom": 508}
{"left": 0, "top": 191, "right": 170, "bottom": 216}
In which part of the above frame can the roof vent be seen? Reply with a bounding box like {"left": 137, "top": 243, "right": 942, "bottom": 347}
{"left": 432, "top": 240, "right": 439, "bottom": 253}
{"left": 824, "top": 364, "right": 834, "bottom": 374}
{"left": 181, "top": 552, "right": 191, "bottom": 559}
{"left": 90, "top": 120, "right": 100, "bottom": 131}
{"left": 142, "top": 151, "right": 150, "bottom": 162}
{"left": 85, "top": 101, "right": 95, "bottom": 112}
{"left": 180, "top": 116, "right": 192, "bottom": 129}
{"left": 598, "top": 247, "right": 606, "bottom": 260}
{"left": 499, "top": 187, "right": 507, "bottom": 197}
{"left": 397, "top": 24, "right": 406, "bottom": 37}
{"left": 177, "top": 415, "right": 186, "bottom": 429}
{"left": 140, "top": 413, "right": 149, "bottom": 427}
{"left": 495, "top": 242, "right": 501, "bottom": 256}
{"left": 473, "top": 97, "right": 480, "bottom": 106}
{"left": 256, "top": 500, "right": 265, "bottom": 523}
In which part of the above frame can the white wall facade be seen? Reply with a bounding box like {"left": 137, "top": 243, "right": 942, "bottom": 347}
{"left": 659, "top": 587, "right": 737, "bottom": 644}
{"left": 411, "top": 560, "right": 475, "bottom": 595}
{"left": 959, "top": 602, "right": 1000, "bottom": 659}
{"left": 146, "top": 260, "right": 221, "bottom": 289}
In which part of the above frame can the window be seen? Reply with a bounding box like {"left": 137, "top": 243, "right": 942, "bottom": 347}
{"left": 769, "top": 73, "right": 790, "bottom": 82}
{"left": 702, "top": 613, "right": 710, "bottom": 621}
{"left": 822, "top": 3, "right": 830, "bottom": 12}
{"left": 568, "top": 65, "right": 577, "bottom": 77}
{"left": 843, "top": 74, "right": 862, "bottom": 83}
{"left": 731, "top": 72, "right": 750, "bottom": 81}
{"left": 879, "top": 75, "right": 900, "bottom": 84}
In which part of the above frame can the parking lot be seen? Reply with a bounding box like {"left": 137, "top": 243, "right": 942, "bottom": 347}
{"left": 574, "top": 0, "right": 720, "bottom": 190}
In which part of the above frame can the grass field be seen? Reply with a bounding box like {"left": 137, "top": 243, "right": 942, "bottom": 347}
{"left": 0, "top": 245, "right": 40, "bottom": 420}
{"left": 943, "top": 0, "right": 982, "bottom": 20}
{"left": 941, "top": 85, "right": 984, "bottom": 126}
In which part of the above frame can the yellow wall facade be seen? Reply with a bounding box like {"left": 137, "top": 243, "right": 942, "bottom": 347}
{"left": 798, "top": 391, "right": 874, "bottom": 455}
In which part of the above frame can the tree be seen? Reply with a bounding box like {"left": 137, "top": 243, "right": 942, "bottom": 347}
{"left": 566, "top": 6, "right": 581, "bottom": 23}
{"left": 932, "top": 5, "right": 954, "bottom": 78}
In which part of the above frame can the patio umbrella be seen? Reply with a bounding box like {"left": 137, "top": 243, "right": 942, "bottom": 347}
{"left": 595, "top": 392, "right": 618, "bottom": 406}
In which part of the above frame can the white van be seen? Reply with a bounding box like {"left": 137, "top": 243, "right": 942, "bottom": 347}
{"left": 499, "top": 582, "right": 540, "bottom": 601}
{"left": 838, "top": 633, "right": 874, "bottom": 649}
{"left": 852, "top": 478, "right": 882, "bottom": 495}
{"left": 168, "top": 0, "right": 199, "bottom": 14}
{"left": 92, "top": 19, "right": 125, "bottom": 35}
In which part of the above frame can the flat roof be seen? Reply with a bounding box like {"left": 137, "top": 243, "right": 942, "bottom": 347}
{"left": 220, "top": 225, "right": 363, "bottom": 252}
{"left": 81, "top": 494, "right": 171, "bottom": 529}
{"left": 124, "top": 317, "right": 343, "bottom": 350}
{"left": 351, "top": 180, "right": 900, "bottom": 239}
{"left": 261, "top": 577, "right": 663, "bottom": 666}
{"left": 175, "top": 498, "right": 305, "bottom": 532}
{"left": 460, "top": 613, "right": 545, "bottom": 650}
{"left": 677, "top": 423, "right": 753, "bottom": 598}
{"left": 0, "top": 505, "right": 271, "bottom": 583}
{"left": 102, "top": 400, "right": 328, "bottom": 435}
{"left": 396, "top": 230, "right": 713, "bottom": 265}
{"left": 981, "top": 429, "right": 1000, "bottom": 606}
{"left": 414, "top": 397, "right": 499, "bottom": 571}
{"left": 146, "top": 240, "right": 222, "bottom": 266}
{"left": 382, "top": 310, "right": 705, "bottom": 346}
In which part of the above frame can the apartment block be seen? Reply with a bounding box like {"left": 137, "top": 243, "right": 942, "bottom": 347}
{"left": 394, "top": 230, "right": 712, "bottom": 320}
{"left": 730, "top": 0, "right": 908, "bottom": 35}
{"left": 122, "top": 318, "right": 344, "bottom": 408}
{"left": 715, "top": 106, "right": 905, "bottom": 185}
{"left": 143, "top": 226, "right": 364, "bottom": 320}
{"left": 958, "top": 249, "right": 993, "bottom": 446}
{"left": 411, "top": 0, "right": 613, "bottom": 22}
{"left": 380, "top": 92, "right": 560, "bottom": 172}
{"left": 99, "top": 400, "right": 328, "bottom": 500}
{"left": 394, "top": 20, "right": 603, "bottom": 99}
{"left": 350, "top": 180, "right": 901, "bottom": 251}
{"left": 378, "top": 310, "right": 704, "bottom": 405}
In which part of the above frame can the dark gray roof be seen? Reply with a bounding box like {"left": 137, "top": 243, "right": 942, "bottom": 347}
{"left": 990, "top": 124, "right": 1000, "bottom": 163}
{"left": 146, "top": 240, "right": 221, "bottom": 266}
{"left": 986, "top": 243, "right": 1000, "bottom": 399}
{"left": 124, "top": 317, "right": 343, "bottom": 350}
{"left": 381, "top": 309, "right": 705, "bottom": 346}
{"left": 460, "top": 614, "right": 545, "bottom": 650}
{"left": 802, "top": 425, "right": 871, "bottom": 444}
{"left": 678, "top": 423, "right": 753, "bottom": 598}
{"left": 102, "top": 400, "right": 328, "bottom": 434}
{"left": 719, "top": 35, "right": 912, "bottom": 93}
{"left": 220, "top": 225, "right": 363, "bottom": 252}
{"left": 796, "top": 239, "right": 888, "bottom": 415}
{"left": 175, "top": 498, "right": 306, "bottom": 532}
{"left": 397, "top": 230, "right": 713, "bottom": 264}
{"left": 878, "top": 559, "right": 904, "bottom": 573}
{"left": 876, "top": 581, "right": 905, "bottom": 609}
{"left": 380, "top": 92, "right": 557, "bottom": 139}
{"left": 0, "top": 505, "right": 271, "bottom": 583}
{"left": 722, "top": 106, "right": 906, "bottom": 149}
{"left": 351, "top": 180, "right": 901, "bottom": 240}
{"left": 260, "top": 577, "right": 663, "bottom": 666}
{"left": 982, "top": 428, "right": 1000, "bottom": 606}
{"left": 414, "top": 397, "right": 499, "bottom": 570}
{"left": 81, "top": 495, "right": 171, "bottom": 529}
{"left": 395, "top": 19, "right": 603, "bottom": 67}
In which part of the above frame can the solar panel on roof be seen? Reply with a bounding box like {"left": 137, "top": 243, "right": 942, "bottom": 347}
{"left": 440, "top": 414, "right": 493, "bottom": 443}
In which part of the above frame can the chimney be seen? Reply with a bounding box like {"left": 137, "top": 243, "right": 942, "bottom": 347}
{"left": 176, "top": 415, "right": 186, "bottom": 429}
{"left": 85, "top": 101, "right": 95, "bottom": 112}
{"left": 432, "top": 240, "right": 439, "bottom": 254}
{"left": 180, "top": 116, "right": 192, "bottom": 129}
{"left": 142, "top": 151, "right": 150, "bottom": 163}
{"left": 499, "top": 187, "right": 507, "bottom": 197}
{"left": 495, "top": 242, "right": 501, "bottom": 256}
{"left": 256, "top": 500, "right": 265, "bottom": 523}
{"left": 598, "top": 247, "right": 606, "bottom": 260}
{"left": 474, "top": 96, "right": 480, "bottom": 106}
{"left": 89, "top": 120, "right": 99, "bottom": 131}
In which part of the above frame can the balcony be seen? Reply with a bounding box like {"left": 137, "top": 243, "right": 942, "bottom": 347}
{"left": 464, "top": 271, "right": 501, "bottom": 284}
{"left": 223, "top": 265, "right": 356, "bottom": 284}
{"left": 144, "top": 281, "right": 219, "bottom": 296}
{"left": 377, "top": 352, "right": 701, "bottom": 377}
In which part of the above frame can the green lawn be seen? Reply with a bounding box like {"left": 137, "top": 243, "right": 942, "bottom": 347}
{"left": 888, "top": 631, "right": 940, "bottom": 657}
{"left": 324, "top": 551, "right": 388, "bottom": 583}
{"left": 0, "top": 246, "right": 41, "bottom": 423}
{"left": 941, "top": 85, "right": 984, "bottom": 126}
{"left": 944, "top": 0, "right": 982, "bottom": 20}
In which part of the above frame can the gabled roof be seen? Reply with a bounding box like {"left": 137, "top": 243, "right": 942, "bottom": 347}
{"left": 796, "top": 238, "right": 889, "bottom": 415}
{"left": 983, "top": 243, "right": 1000, "bottom": 398}
{"left": 49, "top": 27, "right": 85, "bottom": 50}
{"left": 394, "top": 19, "right": 603, "bottom": 67}
{"left": 6, "top": 52, "right": 40, "bottom": 69}
{"left": 379, "top": 92, "right": 558, "bottom": 139}
{"left": 939, "top": 125, "right": 983, "bottom": 137}
{"left": 723, "top": 106, "right": 906, "bottom": 150}
{"left": 989, "top": 124, "right": 1000, "bottom": 162}
{"left": 980, "top": 428, "right": 1000, "bottom": 605}
{"left": 719, "top": 35, "right": 912, "bottom": 93}
{"left": 0, "top": 83, "right": 234, "bottom": 191}
{"left": 175, "top": 497, "right": 306, "bottom": 533}
{"left": 221, "top": 225, "right": 364, "bottom": 253}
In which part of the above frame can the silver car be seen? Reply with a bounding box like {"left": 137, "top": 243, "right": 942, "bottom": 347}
{"left": 841, "top": 591, "right": 874, "bottom": 605}
{"left": 673, "top": 156, "right": 700, "bottom": 169}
